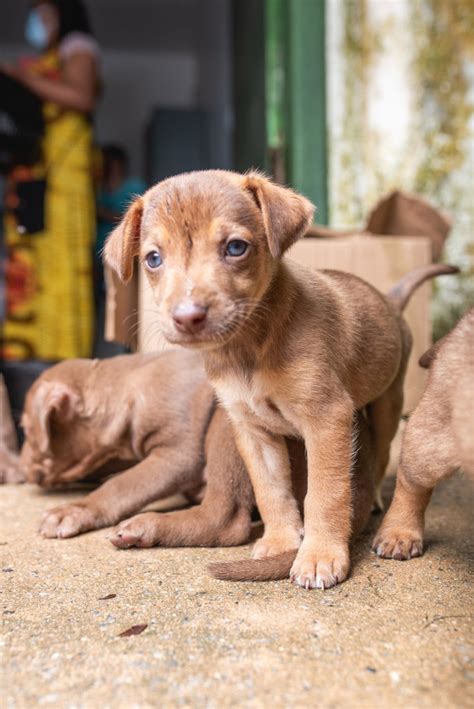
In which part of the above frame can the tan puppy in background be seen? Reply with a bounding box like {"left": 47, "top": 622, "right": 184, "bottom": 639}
{"left": 105, "top": 169, "right": 457, "bottom": 589}
{"left": 373, "top": 307, "right": 474, "bottom": 560}
{"left": 22, "top": 350, "right": 254, "bottom": 547}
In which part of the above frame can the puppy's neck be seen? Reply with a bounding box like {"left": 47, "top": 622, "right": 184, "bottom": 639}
{"left": 204, "top": 260, "right": 297, "bottom": 379}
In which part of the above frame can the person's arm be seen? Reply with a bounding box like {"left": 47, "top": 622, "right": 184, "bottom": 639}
{"left": 2, "top": 52, "right": 97, "bottom": 113}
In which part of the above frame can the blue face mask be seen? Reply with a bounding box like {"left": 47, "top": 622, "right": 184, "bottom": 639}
{"left": 25, "top": 10, "right": 49, "bottom": 51}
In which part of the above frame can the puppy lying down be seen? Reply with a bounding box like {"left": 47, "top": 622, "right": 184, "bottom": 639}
{"left": 21, "top": 350, "right": 376, "bottom": 574}
{"left": 22, "top": 350, "right": 251, "bottom": 547}
{"left": 373, "top": 306, "right": 474, "bottom": 560}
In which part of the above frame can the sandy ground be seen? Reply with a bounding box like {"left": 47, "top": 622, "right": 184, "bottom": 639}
{"left": 2, "top": 462, "right": 473, "bottom": 708}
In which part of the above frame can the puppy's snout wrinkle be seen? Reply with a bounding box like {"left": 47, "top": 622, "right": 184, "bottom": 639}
{"left": 172, "top": 302, "right": 208, "bottom": 334}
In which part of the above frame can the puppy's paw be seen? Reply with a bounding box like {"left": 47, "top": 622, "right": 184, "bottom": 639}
{"left": 372, "top": 528, "right": 423, "bottom": 560}
{"left": 0, "top": 449, "right": 25, "bottom": 484}
{"left": 251, "top": 527, "right": 303, "bottom": 560}
{"left": 109, "top": 513, "right": 161, "bottom": 549}
{"left": 39, "top": 505, "right": 100, "bottom": 539}
{"left": 290, "top": 543, "right": 350, "bottom": 590}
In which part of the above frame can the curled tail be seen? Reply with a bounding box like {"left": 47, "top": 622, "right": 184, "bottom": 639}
{"left": 208, "top": 550, "right": 297, "bottom": 582}
{"left": 387, "top": 264, "right": 459, "bottom": 312}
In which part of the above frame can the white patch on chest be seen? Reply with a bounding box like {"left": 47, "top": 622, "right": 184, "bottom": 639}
{"left": 214, "top": 373, "right": 298, "bottom": 437}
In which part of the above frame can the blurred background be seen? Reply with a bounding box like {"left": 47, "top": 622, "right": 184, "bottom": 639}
{"left": 0, "top": 0, "right": 473, "bottom": 412}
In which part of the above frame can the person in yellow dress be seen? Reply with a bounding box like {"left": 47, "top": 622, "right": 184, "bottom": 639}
{"left": 1, "top": 0, "right": 100, "bottom": 361}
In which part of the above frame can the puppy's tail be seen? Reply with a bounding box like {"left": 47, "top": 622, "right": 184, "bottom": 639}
{"left": 387, "top": 264, "right": 459, "bottom": 312}
{"left": 208, "top": 550, "right": 297, "bottom": 582}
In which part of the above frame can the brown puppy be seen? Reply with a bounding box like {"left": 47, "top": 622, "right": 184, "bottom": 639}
{"left": 373, "top": 307, "right": 474, "bottom": 560}
{"left": 104, "top": 169, "right": 457, "bottom": 589}
{"left": 22, "top": 350, "right": 253, "bottom": 547}
{"left": 21, "top": 351, "right": 377, "bottom": 559}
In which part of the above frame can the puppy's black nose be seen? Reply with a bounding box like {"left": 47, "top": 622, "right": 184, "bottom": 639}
{"left": 172, "top": 302, "right": 208, "bottom": 334}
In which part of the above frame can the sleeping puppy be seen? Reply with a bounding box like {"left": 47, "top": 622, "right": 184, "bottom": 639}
{"left": 20, "top": 350, "right": 377, "bottom": 564}
{"left": 22, "top": 350, "right": 254, "bottom": 547}
{"left": 104, "top": 169, "right": 457, "bottom": 589}
{"left": 372, "top": 307, "right": 474, "bottom": 560}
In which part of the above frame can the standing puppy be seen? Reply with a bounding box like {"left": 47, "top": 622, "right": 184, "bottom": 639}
{"left": 373, "top": 307, "right": 474, "bottom": 560}
{"left": 105, "top": 170, "right": 457, "bottom": 590}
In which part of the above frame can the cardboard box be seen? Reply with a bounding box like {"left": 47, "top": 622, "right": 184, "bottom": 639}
{"left": 105, "top": 233, "right": 432, "bottom": 413}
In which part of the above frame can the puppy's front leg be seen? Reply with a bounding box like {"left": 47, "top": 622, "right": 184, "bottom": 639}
{"left": 39, "top": 449, "right": 193, "bottom": 539}
{"left": 234, "top": 425, "right": 303, "bottom": 559}
{"left": 291, "top": 402, "right": 354, "bottom": 589}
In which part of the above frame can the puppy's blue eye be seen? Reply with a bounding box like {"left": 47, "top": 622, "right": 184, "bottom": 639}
{"left": 145, "top": 250, "right": 162, "bottom": 269}
{"left": 225, "top": 240, "right": 248, "bottom": 258}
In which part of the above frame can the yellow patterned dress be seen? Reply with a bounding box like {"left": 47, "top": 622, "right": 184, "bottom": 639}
{"left": 2, "top": 49, "right": 94, "bottom": 361}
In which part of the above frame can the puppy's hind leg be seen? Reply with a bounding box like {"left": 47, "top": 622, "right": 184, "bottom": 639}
{"left": 367, "top": 342, "right": 410, "bottom": 511}
{"left": 111, "top": 408, "right": 255, "bottom": 549}
{"left": 373, "top": 405, "right": 457, "bottom": 560}
{"left": 372, "top": 463, "right": 432, "bottom": 560}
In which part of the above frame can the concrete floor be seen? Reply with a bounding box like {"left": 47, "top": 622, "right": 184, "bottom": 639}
{"left": 2, "top": 469, "right": 473, "bottom": 708}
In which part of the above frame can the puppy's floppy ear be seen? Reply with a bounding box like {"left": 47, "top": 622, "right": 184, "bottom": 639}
{"left": 103, "top": 196, "right": 144, "bottom": 283}
{"left": 30, "top": 382, "right": 81, "bottom": 455}
{"left": 242, "top": 173, "right": 315, "bottom": 258}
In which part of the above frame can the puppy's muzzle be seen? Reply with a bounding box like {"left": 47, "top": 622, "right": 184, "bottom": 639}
{"left": 172, "top": 302, "right": 208, "bottom": 335}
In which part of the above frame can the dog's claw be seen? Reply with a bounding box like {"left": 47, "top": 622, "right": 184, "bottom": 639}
{"left": 290, "top": 545, "right": 349, "bottom": 591}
